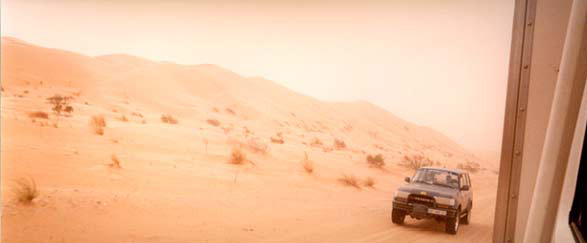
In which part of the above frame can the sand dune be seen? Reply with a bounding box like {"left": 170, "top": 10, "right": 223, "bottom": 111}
{"left": 1, "top": 36, "right": 498, "bottom": 243}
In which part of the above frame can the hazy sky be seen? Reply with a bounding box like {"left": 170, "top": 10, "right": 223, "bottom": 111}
{"left": 1, "top": 0, "right": 514, "bottom": 151}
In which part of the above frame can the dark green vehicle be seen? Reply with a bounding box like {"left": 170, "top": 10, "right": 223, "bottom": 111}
{"left": 391, "top": 167, "right": 473, "bottom": 234}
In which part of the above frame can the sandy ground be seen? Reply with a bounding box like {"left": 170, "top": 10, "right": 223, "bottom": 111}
{"left": 1, "top": 37, "right": 498, "bottom": 243}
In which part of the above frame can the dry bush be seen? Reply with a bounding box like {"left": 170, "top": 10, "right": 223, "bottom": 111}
{"left": 46, "top": 94, "right": 72, "bottom": 116}
{"left": 118, "top": 115, "right": 128, "bottom": 122}
{"left": 322, "top": 146, "right": 334, "bottom": 152}
{"left": 334, "top": 139, "right": 346, "bottom": 150}
{"left": 457, "top": 160, "right": 481, "bottom": 173}
{"left": 270, "top": 132, "right": 284, "bottom": 144}
{"left": 225, "top": 108, "right": 236, "bottom": 115}
{"left": 339, "top": 174, "right": 361, "bottom": 189}
{"left": 302, "top": 152, "right": 314, "bottom": 174}
{"left": 366, "top": 154, "right": 385, "bottom": 169}
{"left": 243, "top": 126, "right": 252, "bottom": 137}
{"left": 131, "top": 112, "right": 143, "bottom": 118}
{"left": 28, "top": 111, "right": 49, "bottom": 119}
{"left": 246, "top": 138, "right": 268, "bottom": 154}
{"left": 401, "top": 154, "right": 434, "bottom": 170}
{"left": 110, "top": 154, "right": 121, "bottom": 169}
{"left": 270, "top": 136, "right": 284, "bottom": 144}
{"left": 207, "top": 119, "right": 221, "bottom": 127}
{"left": 12, "top": 177, "right": 40, "bottom": 204}
{"left": 90, "top": 115, "right": 106, "bottom": 135}
{"left": 310, "top": 138, "right": 323, "bottom": 147}
{"left": 229, "top": 148, "right": 246, "bottom": 165}
{"left": 161, "top": 114, "right": 178, "bottom": 124}
{"left": 303, "top": 160, "right": 314, "bottom": 174}
{"left": 364, "top": 177, "right": 376, "bottom": 188}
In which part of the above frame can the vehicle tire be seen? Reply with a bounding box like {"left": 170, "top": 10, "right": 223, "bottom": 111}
{"left": 392, "top": 208, "right": 406, "bottom": 225}
{"left": 446, "top": 207, "right": 460, "bottom": 234}
{"left": 461, "top": 204, "right": 471, "bottom": 225}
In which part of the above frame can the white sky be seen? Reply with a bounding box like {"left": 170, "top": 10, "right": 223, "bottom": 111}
{"left": 1, "top": 0, "right": 514, "bottom": 151}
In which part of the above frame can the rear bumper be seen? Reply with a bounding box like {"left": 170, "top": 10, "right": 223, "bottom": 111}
{"left": 393, "top": 200, "right": 457, "bottom": 218}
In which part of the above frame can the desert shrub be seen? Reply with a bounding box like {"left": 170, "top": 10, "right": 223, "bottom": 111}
{"left": 303, "top": 160, "right": 314, "bottom": 174}
{"left": 225, "top": 108, "right": 236, "bottom": 115}
{"left": 339, "top": 174, "right": 361, "bottom": 189}
{"left": 207, "top": 119, "right": 221, "bottom": 127}
{"left": 12, "top": 177, "right": 40, "bottom": 204}
{"left": 246, "top": 138, "right": 268, "bottom": 154}
{"left": 230, "top": 148, "right": 246, "bottom": 165}
{"left": 364, "top": 177, "right": 376, "bottom": 188}
{"left": 46, "top": 94, "right": 72, "bottom": 116}
{"left": 334, "top": 139, "right": 346, "bottom": 150}
{"left": 90, "top": 115, "right": 106, "bottom": 135}
{"left": 64, "top": 106, "right": 74, "bottom": 116}
{"left": 310, "top": 138, "right": 323, "bottom": 147}
{"left": 110, "top": 154, "right": 121, "bottom": 169}
{"left": 118, "top": 115, "right": 128, "bottom": 122}
{"left": 161, "top": 114, "right": 178, "bottom": 124}
{"left": 131, "top": 112, "right": 143, "bottom": 118}
{"left": 302, "top": 152, "right": 314, "bottom": 174}
{"left": 457, "top": 160, "right": 481, "bottom": 173}
{"left": 270, "top": 132, "right": 284, "bottom": 144}
{"left": 271, "top": 136, "right": 284, "bottom": 144}
{"left": 28, "top": 111, "right": 49, "bottom": 119}
{"left": 366, "top": 154, "right": 385, "bottom": 168}
{"left": 401, "top": 154, "right": 434, "bottom": 170}
{"left": 243, "top": 126, "right": 252, "bottom": 137}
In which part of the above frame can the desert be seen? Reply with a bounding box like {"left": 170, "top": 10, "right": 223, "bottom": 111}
{"left": 1, "top": 36, "right": 499, "bottom": 243}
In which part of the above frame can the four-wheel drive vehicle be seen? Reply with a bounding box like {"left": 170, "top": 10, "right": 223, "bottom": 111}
{"left": 391, "top": 167, "right": 473, "bottom": 234}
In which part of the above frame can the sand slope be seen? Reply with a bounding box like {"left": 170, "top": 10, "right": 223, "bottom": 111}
{"left": 1, "top": 37, "right": 498, "bottom": 243}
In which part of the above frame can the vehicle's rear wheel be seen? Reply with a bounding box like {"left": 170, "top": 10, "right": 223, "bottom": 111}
{"left": 461, "top": 205, "right": 471, "bottom": 225}
{"left": 392, "top": 208, "right": 406, "bottom": 225}
{"left": 446, "top": 208, "right": 460, "bottom": 234}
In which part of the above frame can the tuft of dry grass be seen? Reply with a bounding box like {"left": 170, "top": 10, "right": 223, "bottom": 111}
{"left": 207, "top": 119, "right": 221, "bottom": 127}
{"left": 28, "top": 111, "right": 49, "bottom": 119}
{"left": 334, "top": 139, "right": 346, "bottom": 150}
{"left": 310, "top": 138, "right": 323, "bottom": 147}
{"left": 110, "top": 154, "right": 121, "bottom": 169}
{"left": 270, "top": 133, "right": 285, "bottom": 144}
{"left": 364, "top": 177, "right": 376, "bottom": 188}
{"left": 246, "top": 138, "right": 268, "bottom": 154}
{"left": 229, "top": 148, "right": 246, "bottom": 165}
{"left": 118, "top": 115, "right": 128, "bottom": 122}
{"left": 366, "top": 154, "right": 385, "bottom": 169}
{"left": 303, "top": 160, "right": 314, "bottom": 174}
{"left": 302, "top": 152, "right": 314, "bottom": 174}
{"left": 225, "top": 108, "right": 236, "bottom": 115}
{"left": 339, "top": 174, "right": 361, "bottom": 189}
{"left": 90, "top": 115, "right": 106, "bottom": 135}
{"left": 12, "top": 177, "right": 40, "bottom": 204}
{"left": 161, "top": 114, "right": 178, "bottom": 124}
{"left": 131, "top": 112, "right": 143, "bottom": 118}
